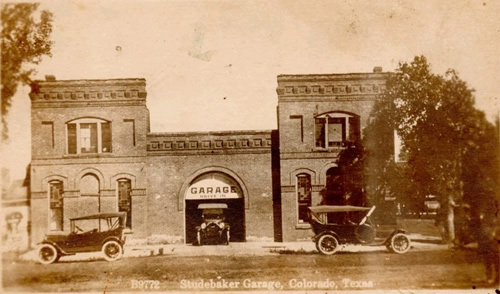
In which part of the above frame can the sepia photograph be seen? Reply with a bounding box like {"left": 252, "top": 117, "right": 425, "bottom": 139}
{"left": 1, "top": 0, "right": 499, "bottom": 292}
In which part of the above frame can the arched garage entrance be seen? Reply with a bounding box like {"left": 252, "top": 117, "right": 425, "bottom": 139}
{"left": 184, "top": 172, "right": 246, "bottom": 244}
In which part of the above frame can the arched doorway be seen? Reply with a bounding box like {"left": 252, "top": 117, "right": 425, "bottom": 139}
{"left": 184, "top": 172, "right": 246, "bottom": 244}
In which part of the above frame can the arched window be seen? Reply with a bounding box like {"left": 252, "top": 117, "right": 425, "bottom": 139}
{"left": 315, "top": 112, "right": 360, "bottom": 148}
{"left": 48, "top": 181, "right": 64, "bottom": 231}
{"left": 117, "top": 179, "right": 132, "bottom": 229}
{"left": 296, "top": 173, "right": 312, "bottom": 223}
{"left": 67, "top": 118, "right": 112, "bottom": 154}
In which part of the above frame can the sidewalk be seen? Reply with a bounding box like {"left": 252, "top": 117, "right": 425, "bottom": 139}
{"left": 17, "top": 233, "right": 447, "bottom": 263}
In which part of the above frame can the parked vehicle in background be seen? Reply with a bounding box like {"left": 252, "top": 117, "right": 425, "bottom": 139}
{"left": 196, "top": 203, "right": 230, "bottom": 245}
{"left": 308, "top": 205, "right": 411, "bottom": 255}
{"left": 37, "top": 212, "right": 127, "bottom": 264}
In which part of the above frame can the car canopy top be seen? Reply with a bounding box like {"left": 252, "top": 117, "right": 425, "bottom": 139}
{"left": 70, "top": 212, "right": 127, "bottom": 221}
{"left": 308, "top": 205, "right": 376, "bottom": 225}
{"left": 198, "top": 203, "right": 228, "bottom": 210}
{"left": 308, "top": 205, "right": 373, "bottom": 214}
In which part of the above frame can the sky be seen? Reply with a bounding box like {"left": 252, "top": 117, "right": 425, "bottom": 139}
{"left": 2, "top": 0, "right": 499, "bottom": 180}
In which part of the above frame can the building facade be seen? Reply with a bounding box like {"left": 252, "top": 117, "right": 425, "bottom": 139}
{"left": 29, "top": 69, "right": 387, "bottom": 245}
{"left": 276, "top": 71, "right": 387, "bottom": 240}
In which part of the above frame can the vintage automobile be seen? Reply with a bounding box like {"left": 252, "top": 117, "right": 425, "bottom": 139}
{"left": 196, "top": 203, "right": 230, "bottom": 246}
{"left": 37, "top": 212, "right": 127, "bottom": 264}
{"left": 308, "top": 205, "right": 411, "bottom": 255}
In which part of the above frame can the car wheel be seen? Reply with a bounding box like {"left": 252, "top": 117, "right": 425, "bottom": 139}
{"left": 315, "top": 240, "right": 322, "bottom": 253}
{"left": 38, "top": 244, "right": 59, "bottom": 264}
{"left": 316, "top": 234, "right": 339, "bottom": 255}
{"left": 197, "top": 232, "right": 203, "bottom": 246}
{"left": 102, "top": 240, "right": 123, "bottom": 261}
{"left": 390, "top": 233, "right": 411, "bottom": 254}
{"left": 223, "top": 230, "right": 230, "bottom": 245}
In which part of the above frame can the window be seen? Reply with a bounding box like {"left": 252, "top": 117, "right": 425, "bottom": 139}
{"left": 315, "top": 113, "right": 360, "bottom": 148}
{"left": 296, "top": 174, "right": 312, "bottom": 223}
{"left": 67, "top": 118, "right": 112, "bottom": 154}
{"left": 117, "top": 179, "right": 132, "bottom": 229}
{"left": 49, "top": 181, "right": 63, "bottom": 231}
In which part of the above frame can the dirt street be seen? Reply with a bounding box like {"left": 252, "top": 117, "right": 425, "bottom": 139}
{"left": 2, "top": 246, "right": 498, "bottom": 292}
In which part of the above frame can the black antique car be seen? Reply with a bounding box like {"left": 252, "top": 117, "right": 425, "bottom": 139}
{"left": 308, "top": 205, "right": 411, "bottom": 255}
{"left": 196, "top": 203, "right": 230, "bottom": 245}
{"left": 37, "top": 212, "right": 127, "bottom": 264}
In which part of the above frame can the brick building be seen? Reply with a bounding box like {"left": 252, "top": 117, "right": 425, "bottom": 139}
{"left": 29, "top": 69, "right": 387, "bottom": 245}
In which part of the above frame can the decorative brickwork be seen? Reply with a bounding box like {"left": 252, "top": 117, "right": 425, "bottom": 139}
{"left": 131, "top": 189, "right": 146, "bottom": 197}
{"left": 276, "top": 73, "right": 387, "bottom": 102}
{"left": 146, "top": 130, "right": 272, "bottom": 153}
{"left": 30, "top": 78, "right": 147, "bottom": 108}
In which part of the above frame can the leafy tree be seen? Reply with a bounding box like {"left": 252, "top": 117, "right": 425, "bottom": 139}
{"left": 366, "top": 56, "right": 499, "bottom": 244}
{"left": 335, "top": 142, "right": 366, "bottom": 206}
{"left": 1, "top": 3, "right": 53, "bottom": 140}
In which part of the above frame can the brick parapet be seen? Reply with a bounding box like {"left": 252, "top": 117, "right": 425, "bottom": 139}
{"left": 276, "top": 72, "right": 389, "bottom": 100}
{"left": 147, "top": 130, "right": 273, "bottom": 153}
{"left": 30, "top": 78, "right": 147, "bottom": 107}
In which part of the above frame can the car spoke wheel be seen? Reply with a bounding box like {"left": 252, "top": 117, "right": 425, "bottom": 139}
{"left": 102, "top": 240, "right": 123, "bottom": 261}
{"left": 390, "top": 233, "right": 411, "bottom": 254}
{"left": 38, "top": 244, "right": 59, "bottom": 264}
{"left": 316, "top": 234, "right": 339, "bottom": 255}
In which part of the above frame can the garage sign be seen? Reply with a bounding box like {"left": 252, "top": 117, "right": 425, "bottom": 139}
{"left": 185, "top": 173, "right": 241, "bottom": 199}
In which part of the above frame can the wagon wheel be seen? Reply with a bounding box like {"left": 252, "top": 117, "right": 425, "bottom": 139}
{"left": 389, "top": 233, "right": 411, "bottom": 254}
{"left": 316, "top": 234, "right": 339, "bottom": 255}
{"left": 38, "top": 244, "right": 59, "bottom": 264}
{"left": 102, "top": 240, "right": 123, "bottom": 261}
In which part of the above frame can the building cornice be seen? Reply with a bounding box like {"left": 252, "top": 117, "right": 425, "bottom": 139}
{"left": 148, "top": 129, "right": 274, "bottom": 137}
{"left": 30, "top": 78, "right": 147, "bottom": 105}
{"left": 277, "top": 72, "right": 389, "bottom": 82}
{"left": 276, "top": 72, "right": 388, "bottom": 100}
{"left": 31, "top": 100, "right": 146, "bottom": 108}
{"left": 147, "top": 130, "right": 273, "bottom": 153}
{"left": 278, "top": 96, "right": 378, "bottom": 102}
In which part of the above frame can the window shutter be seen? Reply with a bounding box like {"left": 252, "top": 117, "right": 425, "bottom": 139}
{"left": 101, "top": 122, "right": 112, "bottom": 152}
{"left": 67, "top": 124, "right": 77, "bottom": 154}
{"left": 348, "top": 116, "right": 360, "bottom": 142}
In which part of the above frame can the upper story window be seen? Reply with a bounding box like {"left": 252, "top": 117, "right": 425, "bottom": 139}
{"left": 315, "top": 112, "right": 360, "bottom": 148}
{"left": 67, "top": 118, "right": 112, "bottom": 154}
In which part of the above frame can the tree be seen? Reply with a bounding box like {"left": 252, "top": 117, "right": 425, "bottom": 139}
{"left": 366, "top": 56, "right": 499, "bottom": 244}
{"left": 1, "top": 3, "right": 53, "bottom": 140}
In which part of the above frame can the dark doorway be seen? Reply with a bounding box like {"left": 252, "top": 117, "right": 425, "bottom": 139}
{"left": 185, "top": 198, "right": 245, "bottom": 244}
